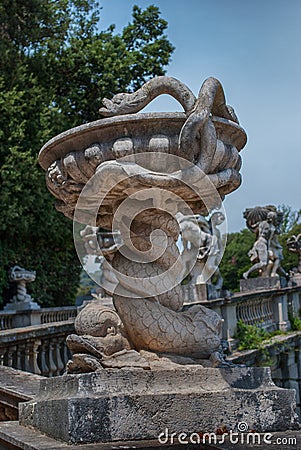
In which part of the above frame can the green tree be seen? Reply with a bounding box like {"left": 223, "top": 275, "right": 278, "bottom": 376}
{"left": 278, "top": 222, "right": 301, "bottom": 274}
{"left": 219, "top": 228, "right": 255, "bottom": 291}
{"left": 278, "top": 204, "right": 301, "bottom": 233}
{"left": 0, "top": 1, "right": 174, "bottom": 307}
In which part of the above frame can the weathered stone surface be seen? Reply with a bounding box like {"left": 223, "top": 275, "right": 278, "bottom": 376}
{"left": 0, "top": 366, "right": 42, "bottom": 421}
{"left": 19, "top": 367, "right": 298, "bottom": 444}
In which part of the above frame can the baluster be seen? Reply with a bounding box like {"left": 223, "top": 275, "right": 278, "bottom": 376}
{"left": 39, "top": 340, "right": 50, "bottom": 376}
{"left": 48, "top": 340, "right": 57, "bottom": 377}
{"left": 254, "top": 299, "right": 261, "bottom": 324}
{"left": 250, "top": 300, "right": 257, "bottom": 324}
{"left": 238, "top": 303, "right": 243, "bottom": 321}
{"left": 248, "top": 300, "right": 254, "bottom": 324}
{"left": 236, "top": 304, "right": 242, "bottom": 322}
{"left": 257, "top": 299, "right": 263, "bottom": 324}
{"left": 61, "top": 338, "right": 70, "bottom": 368}
{"left": 263, "top": 299, "right": 270, "bottom": 326}
{"left": 28, "top": 339, "right": 42, "bottom": 375}
{"left": 16, "top": 344, "right": 25, "bottom": 370}
{"left": 242, "top": 302, "right": 249, "bottom": 324}
{"left": 6, "top": 345, "right": 16, "bottom": 368}
{"left": 268, "top": 299, "right": 273, "bottom": 323}
{"left": 53, "top": 337, "right": 64, "bottom": 375}
{"left": 0, "top": 348, "right": 6, "bottom": 366}
{"left": 261, "top": 299, "right": 266, "bottom": 326}
{"left": 24, "top": 343, "right": 31, "bottom": 372}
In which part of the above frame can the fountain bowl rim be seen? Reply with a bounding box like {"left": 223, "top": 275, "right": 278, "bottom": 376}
{"left": 38, "top": 112, "right": 247, "bottom": 170}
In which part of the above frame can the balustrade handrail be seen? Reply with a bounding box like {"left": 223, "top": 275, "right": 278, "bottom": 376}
{"left": 0, "top": 305, "right": 78, "bottom": 330}
{"left": 0, "top": 285, "right": 300, "bottom": 369}
{"left": 0, "top": 321, "right": 74, "bottom": 341}
{"left": 183, "top": 284, "right": 301, "bottom": 350}
{"left": 0, "top": 321, "right": 75, "bottom": 377}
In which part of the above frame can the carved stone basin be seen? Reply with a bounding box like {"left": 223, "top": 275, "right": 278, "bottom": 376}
{"left": 40, "top": 78, "right": 247, "bottom": 228}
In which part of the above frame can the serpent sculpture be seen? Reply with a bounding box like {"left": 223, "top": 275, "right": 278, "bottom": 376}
{"left": 39, "top": 76, "right": 247, "bottom": 372}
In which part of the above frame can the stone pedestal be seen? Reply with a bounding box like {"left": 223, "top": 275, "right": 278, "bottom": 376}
{"left": 4, "top": 301, "right": 40, "bottom": 311}
{"left": 183, "top": 282, "right": 230, "bottom": 304}
{"left": 240, "top": 276, "right": 287, "bottom": 292}
{"left": 19, "top": 367, "right": 298, "bottom": 445}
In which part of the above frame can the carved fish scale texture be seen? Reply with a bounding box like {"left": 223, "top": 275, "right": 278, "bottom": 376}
{"left": 112, "top": 210, "right": 221, "bottom": 358}
{"left": 113, "top": 296, "right": 221, "bottom": 358}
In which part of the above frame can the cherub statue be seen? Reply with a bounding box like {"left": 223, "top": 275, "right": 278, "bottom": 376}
{"left": 178, "top": 211, "right": 225, "bottom": 288}
{"left": 243, "top": 206, "right": 287, "bottom": 279}
{"left": 79, "top": 225, "right": 119, "bottom": 296}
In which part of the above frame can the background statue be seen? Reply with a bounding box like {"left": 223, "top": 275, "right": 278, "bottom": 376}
{"left": 8, "top": 266, "right": 36, "bottom": 303}
{"left": 79, "top": 225, "right": 119, "bottom": 296}
{"left": 287, "top": 234, "right": 301, "bottom": 275}
{"left": 178, "top": 211, "right": 225, "bottom": 289}
{"left": 243, "top": 206, "right": 287, "bottom": 279}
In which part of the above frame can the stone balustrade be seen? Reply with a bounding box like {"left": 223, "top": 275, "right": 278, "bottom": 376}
{"left": 0, "top": 306, "right": 77, "bottom": 330}
{"left": 184, "top": 284, "right": 301, "bottom": 350}
{"left": 0, "top": 321, "right": 74, "bottom": 377}
{"left": 0, "top": 313, "right": 14, "bottom": 331}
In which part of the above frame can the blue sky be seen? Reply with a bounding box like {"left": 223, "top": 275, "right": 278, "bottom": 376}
{"left": 98, "top": 0, "right": 301, "bottom": 231}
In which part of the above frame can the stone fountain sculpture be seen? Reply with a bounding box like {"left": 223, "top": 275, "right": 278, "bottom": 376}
{"left": 20, "top": 77, "right": 298, "bottom": 443}
{"left": 241, "top": 205, "right": 288, "bottom": 291}
{"left": 42, "top": 75, "right": 247, "bottom": 372}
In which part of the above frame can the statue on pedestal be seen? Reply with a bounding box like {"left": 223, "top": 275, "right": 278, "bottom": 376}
{"left": 4, "top": 265, "right": 40, "bottom": 310}
{"left": 243, "top": 206, "right": 287, "bottom": 279}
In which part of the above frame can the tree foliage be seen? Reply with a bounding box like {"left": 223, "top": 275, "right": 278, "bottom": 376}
{"left": 277, "top": 204, "right": 301, "bottom": 234}
{"left": 219, "top": 228, "right": 255, "bottom": 291}
{"left": 0, "top": 1, "right": 174, "bottom": 307}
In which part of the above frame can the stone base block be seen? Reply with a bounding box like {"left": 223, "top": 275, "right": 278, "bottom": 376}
{"left": 19, "top": 367, "right": 299, "bottom": 444}
{"left": 240, "top": 276, "right": 287, "bottom": 292}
